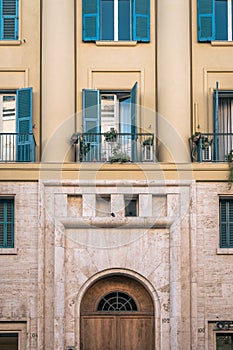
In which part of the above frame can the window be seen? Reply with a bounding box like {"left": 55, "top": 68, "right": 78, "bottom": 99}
{"left": 198, "top": 0, "right": 233, "bottom": 41}
{"left": 125, "top": 196, "right": 138, "bottom": 216}
{"left": 219, "top": 198, "right": 233, "bottom": 248}
{"left": 82, "top": 0, "right": 150, "bottom": 42}
{"left": 97, "top": 291, "right": 138, "bottom": 311}
{"left": 216, "top": 333, "right": 233, "bottom": 349}
{"left": 82, "top": 83, "right": 137, "bottom": 161}
{"left": 0, "top": 87, "right": 34, "bottom": 162}
{"left": 0, "top": 0, "right": 19, "bottom": 40}
{"left": 0, "top": 198, "right": 14, "bottom": 248}
{"left": 0, "top": 333, "right": 18, "bottom": 349}
{"left": 213, "top": 84, "right": 233, "bottom": 161}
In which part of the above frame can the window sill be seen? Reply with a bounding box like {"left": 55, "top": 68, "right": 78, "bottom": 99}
{"left": 216, "top": 248, "right": 233, "bottom": 255}
{"left": 211, "top": 41, "right": 233, "bottom": 46}
{"left": 0, "top": 40, "right": 21, "bottom": 46}
{"left": 95, "top": 41, "right": 137, "bottom": 47}
{"left": 0, "top": 248, "right": 18, "bottom": 255}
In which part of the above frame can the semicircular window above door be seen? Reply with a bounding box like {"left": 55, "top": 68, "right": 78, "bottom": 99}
{"left": 97, "top": 291, "right": 138, "bottom": 312}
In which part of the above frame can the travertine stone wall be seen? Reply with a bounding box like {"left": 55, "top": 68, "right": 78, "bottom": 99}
{"left": 0, "top": 182, "right": 38, "bottom": 350}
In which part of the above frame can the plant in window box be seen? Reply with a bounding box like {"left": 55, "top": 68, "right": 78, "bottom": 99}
{"left": 108, "top": 143, "right": 130, "bottom": 163}
{"left": 104, "top": 128, "right": 117, "bottom": 142}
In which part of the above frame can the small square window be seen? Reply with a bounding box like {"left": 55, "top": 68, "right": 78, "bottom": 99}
{"left": 125, "top": 196, "right": 138, "bottom": 217}
{"left": 0, "top": 333, "right": 18, "bottom": 349}
{"left": 216, "top": 333, "right": 233, "bottom": 349}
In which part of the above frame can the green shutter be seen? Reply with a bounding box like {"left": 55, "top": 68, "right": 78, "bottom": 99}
{"left": 0, "top": 199, "right": 14, "bottom": 248}
{"left": 16, "top": 87, "right": 33, "bottom": 161}
{"left": 0, "top": 0, "right": 18, "bottom": 40}
{"left": 82, "top": 0, "right": 100, "bottom": 41}
{"left": 220, "top": 199, "right": 233, "bottom": 248}
{"left": 82, "top": 89, "right": 101, "bottom": 161}
{"left": 133, "top": 0, "right": 150, "bottom": 42}
{"left": 197, "top": 0, "right": 215, "bottom": 42}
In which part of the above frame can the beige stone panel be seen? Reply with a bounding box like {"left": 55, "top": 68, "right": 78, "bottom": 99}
{"left": 41, "top": 0, "right": 74, "bottom": 162}
{"left": 157, "top": 0, "right": 191, "bottom": 162}
{"left": 0, "top": 70, "right": 26, "bottom": 89}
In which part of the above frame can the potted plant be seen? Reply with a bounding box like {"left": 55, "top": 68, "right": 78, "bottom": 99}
{"left": 108, "top": 143, "right": 130, "bottom": 163}
{"left": 142, "top": 136, "right": 153, "bottom": 146}
{"left": 104, "top": 128, "right": 117, "bottom": 142}
{"left": 70, "top": 133, "right": 90, "bottom": 161}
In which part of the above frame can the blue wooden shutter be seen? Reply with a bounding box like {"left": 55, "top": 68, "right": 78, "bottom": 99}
{"left": 0, "top": 199, "right": 14, "bottom": 248}
{"left": 130, "top": 82, "right": 138, "bottom": 161}
{"left": 82, "top": 0, "right": 100, "bottom": 41}
{"left": 16, "top": 87, "right": 33, "bottom": 161}
{"left": 133, "top": 0, "right": 150, "bottom": 42}
{"left": 82, "top": 89, "right": 101, "bottom": 161}
{"left": 220, "top": 199, "right": 233, "bottom": 248}
{"left": 197, "top": 0, "right": 215, "bottom": 41}
{"left": 0, "top": 0, "right": 18, "bottom": 40}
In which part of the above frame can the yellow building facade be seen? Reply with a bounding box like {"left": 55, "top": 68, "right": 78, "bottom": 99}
{"left": 0, "top": 0, "right": 233, "bottom": 349}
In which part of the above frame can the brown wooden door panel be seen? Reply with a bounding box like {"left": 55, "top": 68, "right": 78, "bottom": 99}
{"left": 81, "top": 316, "right": 116, "bottom": 350}
{"left": 119, "top": 316, "right": 154, "bottom": 350}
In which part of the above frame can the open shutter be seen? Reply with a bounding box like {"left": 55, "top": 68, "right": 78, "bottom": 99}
{"left": 133, "top": 0, "right": 150, "bottom": 42}
{"left": 0, "top": 199, "right": 14, "bottom": 248}
{"left": 130, "top": 82, "right": 138, "bottom": 161}
{"left": 82, "top": 89, "right": 101, "bottom": 161}
{"left": 213, "top": 81, "right": 219, "bottom": 160}
{"left": 197, "top": 0, "right": 215, "bottom": 42}
{"left": 0, "top": 0, "right": 18, "bottom": 40}
{"left": 16, "top": 87, "right": 33, "bottom": 161}
{"left": 82, "top": 0, "right": 99, "bottom": 41}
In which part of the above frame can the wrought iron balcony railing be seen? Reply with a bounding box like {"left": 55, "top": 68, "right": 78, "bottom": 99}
{"left": 190, "top": 132, "right": 233, "bottom": 162}
{"left": 72, "top": 133, "right": 154, "bottom": 163}
{"left": 0, "top": 133, "right": 36, "bottom": 162}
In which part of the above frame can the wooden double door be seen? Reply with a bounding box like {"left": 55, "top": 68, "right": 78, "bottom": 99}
{"left": 80, "top": 275, "right": 154, "bottom": 350}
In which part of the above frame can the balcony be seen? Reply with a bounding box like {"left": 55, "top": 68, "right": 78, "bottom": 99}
{"left": 0, "top": 133, "right": 36, "bottom": 162}
{"left": 190, "top": 132, "right": 233, "bottom": 162}
{"left": 72, "top": 133, "right": 154, "bottom": 163}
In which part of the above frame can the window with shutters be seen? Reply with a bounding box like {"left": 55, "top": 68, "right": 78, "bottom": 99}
{"left": 0, "top": 88, "right": 34, "bottom": 162}
{"left": 82, "top": 0, "right": 150, "bottom": 42}
{"left": 0, "top": 0, "right": 19, "bottom": 40}
{"left": 219, "top": 198, "right": 233, "bottom": 248}
{"left": 197, "top": 0, "right": 233, "bottom": 41}
{"left": 0, "top": 198, "right": 14, "bottom": 248}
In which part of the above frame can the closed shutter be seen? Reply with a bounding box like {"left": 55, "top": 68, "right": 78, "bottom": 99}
{"left": 16, "top": 88, "right": 33, "bottom": 161}
{"left": 197, "top": 0, "right": 215, "bottom": 41}
{"left": 220, "top": 199, "right": 233, "bottom": 248}
{"left": 0, "top": 0, "right": 18, "bottom": 40}
{"left": 82, "top": 89, "right": 101, "bottom": 161}
{"left": 0, "top": 199, "right": 14, "bottom": 248}
{"left": 133, "top": 0, "right": 150, "bottom": 42}
{"left": 82, "top": 0, "right": 100, "bottom": 41}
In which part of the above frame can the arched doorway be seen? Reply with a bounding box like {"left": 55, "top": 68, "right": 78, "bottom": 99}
{"left": 80, "top": 275, "right": 154, "bottom": 350}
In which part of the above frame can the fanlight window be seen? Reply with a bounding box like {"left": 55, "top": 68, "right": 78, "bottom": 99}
{"left": 97, "top": 291, "right": 138, "bottom": 312}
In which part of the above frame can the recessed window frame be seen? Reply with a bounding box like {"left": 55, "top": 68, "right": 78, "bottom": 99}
{"left": 219, "top": 197, "right": 233, "bottom": 248}
{"left": 0, "top": 197, "right": 14, "bottom": 249}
